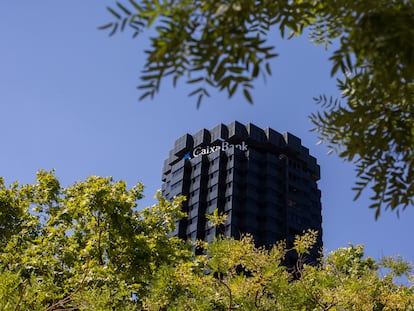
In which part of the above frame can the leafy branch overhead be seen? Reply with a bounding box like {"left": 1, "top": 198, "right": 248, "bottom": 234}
{"left": 99, "top": 0, "right": 292, "bottom": 106}
{"left": 101, "top": 0, "right": 414, "bottom": 217}
{"left": 309, "top": 2, "right": 414, "bottom": 217}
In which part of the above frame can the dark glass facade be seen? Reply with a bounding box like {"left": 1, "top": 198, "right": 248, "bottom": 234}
{"left": 162, "top": 121, "right": 322, "bottom": 262}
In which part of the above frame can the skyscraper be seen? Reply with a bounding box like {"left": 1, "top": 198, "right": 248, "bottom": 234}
{"left": 162, "top": 121, "right": 322, "bottom": 262}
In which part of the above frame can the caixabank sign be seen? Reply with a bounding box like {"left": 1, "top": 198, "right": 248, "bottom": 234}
{"left": 183, "top": 140, "right": 248, "bottom": 159}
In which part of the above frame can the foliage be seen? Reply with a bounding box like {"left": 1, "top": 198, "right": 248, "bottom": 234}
{"left": 1, "top": 173, "right": 413, "bottom": 310}
{"left": 309, "top": 1, "right": 414, "bottom": 217}
{"left": 143, "top": 231, "right": 414, "bottom": 311}
{"left": 205, "top": 208, "right": 228, "bottom": 227}
{"left": 99, "top": 0, "right": 313, "bottom": 105}
{"left": 0, "top": 170, "right": 190, "bottom": 310}
{"left": 101, "top": 0, "right": 414, "bottom": 217}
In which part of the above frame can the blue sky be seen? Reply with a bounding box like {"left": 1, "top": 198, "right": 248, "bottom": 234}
{"left": 1, "top": 1, "right": 413, "bottom": 265}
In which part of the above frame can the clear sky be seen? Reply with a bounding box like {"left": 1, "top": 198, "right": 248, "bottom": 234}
{"left": 1, "top": 1, "right": 413, "bottom": 266}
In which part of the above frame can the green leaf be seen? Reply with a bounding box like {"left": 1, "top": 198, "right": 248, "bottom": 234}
{"left": 265, "top": 62, "right": 272, "bottom": 75}
{"left": 98, "top": 23, "right": 113, "bottom": 30}
{"left": 107, "top": 7, "right": 121, "bottom": 20}
{"left": 187, "top": 77, "right": 204, "bottom": 84}
{"left": 116, "top": 2, "right": 132, "bottom": 15}
{"left": 243, "top": 89, "right": 253, "bottom": 104}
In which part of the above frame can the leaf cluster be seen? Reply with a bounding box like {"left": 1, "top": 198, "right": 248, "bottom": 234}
{"left": 309, "top": 0, "right": 414, "bottom": 217}
{"left": 144, "top": 231, "right": 414, "bottom": 311}
{"left": 101, "top": 0, "right": 318, "bottom": 106}
{"left": 0, "top": 170, "right": 191, "bottom": 310}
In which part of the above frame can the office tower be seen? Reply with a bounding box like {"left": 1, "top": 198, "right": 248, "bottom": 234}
{"left": 161, "top": 121, "right": 322, "bottom": 262}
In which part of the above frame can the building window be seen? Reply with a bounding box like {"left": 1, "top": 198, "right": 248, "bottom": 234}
{"left": 191, "top": 189, "right": 200, "bottom": 197}
{"left": 210, "top": 184, "right": 218, "bottom": 192}
{"left": 172, "top": 167, "right": 184, "bottom": 178}
{"left": 170, "top": 181, "right": 182, "bottom": 190}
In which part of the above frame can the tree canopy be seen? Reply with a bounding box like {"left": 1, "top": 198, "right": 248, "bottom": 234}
{"left": 0, "top": 170, "right": 191, "bottom": 310}
{"left": 101, "top": 0, "right": 414, "bottom": 217}
{"left": 1, "top": 172, "right": 413, "bottom": 310}
{"left": 144, "top": 234, "right": 414, "bottom": 311}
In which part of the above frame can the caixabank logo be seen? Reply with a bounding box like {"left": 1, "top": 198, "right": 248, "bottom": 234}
{"left": 182, "top": 140, "right": 248, "bottom": 160}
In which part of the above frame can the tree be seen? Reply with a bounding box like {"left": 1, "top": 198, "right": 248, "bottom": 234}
{"left": 101, "top": 0, "right": 414, "bottom": 217}
{"left": 143, "top": 231, "right": 414, "bottom": 311}
{"left": 1, "top": 172, "right": 413, "bottom": 310}
{"left": 0, "top": 170, "right": 191, "bottom": 310}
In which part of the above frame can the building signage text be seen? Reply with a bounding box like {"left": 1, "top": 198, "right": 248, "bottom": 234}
{"left": 192, "top": 141, "right": 248, "bottom": 158}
